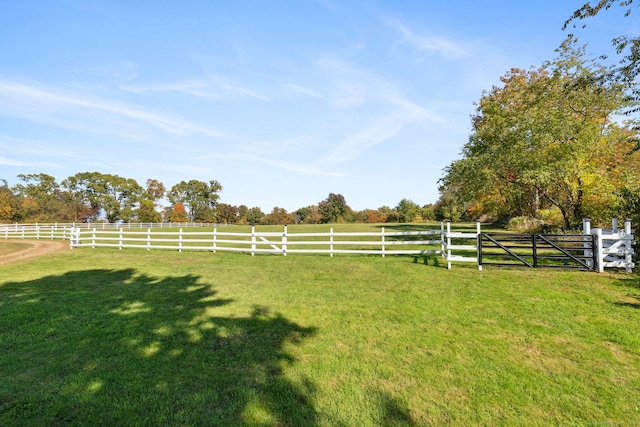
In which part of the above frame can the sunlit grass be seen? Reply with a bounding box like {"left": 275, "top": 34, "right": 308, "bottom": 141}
{"left": 1, "top": 238, "right": 639, "bottom": 425}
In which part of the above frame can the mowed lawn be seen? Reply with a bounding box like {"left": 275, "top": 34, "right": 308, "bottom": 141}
{"left": 1, "top": 234, "right": 639, "bottom": 425}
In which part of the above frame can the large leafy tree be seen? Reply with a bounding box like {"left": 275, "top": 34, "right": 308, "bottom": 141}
{"left": 167, "top": 179, "right": 222, "bottom": 222}
{"left": 395, "top": 198, "right": 420, "bottom": 223}
{"left": 440, "top": 39, "right": 639, "bottom": 228}
{"left": 318, "top": 193, "right": 350, "bottom": 224}
{"left": 61, "top": 172, "right": 144, "bottom": 222}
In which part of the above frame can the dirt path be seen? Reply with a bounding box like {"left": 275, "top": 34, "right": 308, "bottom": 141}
{"left": 0, "top": 240, "right": 69, "bottom": 266}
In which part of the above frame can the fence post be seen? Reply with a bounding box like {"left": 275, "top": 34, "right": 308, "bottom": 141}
{"left": 595, "top": 228, "right": 604, "bottom": 273}
{"left": 282, "top": 225, "right": 287, "bottom": 256}
{"left": 330, "top": 227, "right": 334, "bottom": 257}
{"left": 612, "top": 218, "right": 618, "bottom": 233}
{"left": 36, "top": 224, "right": 40, "bottom": 240}
{"left": 381, "top": 227, "right": 385, "bottom": 258}
{"left": 477, "top": 231, "right": 483, "bottom": 271}
{"left": 446, "top": 221, "right": 452, "bottom": 270}
{"left": 147, "top": 228, "right": 151, "bottom": 251}
{"left": 476, "top": 220, "right": 482, "bottom": 271}
{"left": 92, "top": 228, "right": 96, "bottom": 249}
{"left": 213, "top": 228, "right": 217, "bottom": 253}
{"left": 532, "top": 234, "right": 538, "bottom": 269}
{"left": 179, "top": 228, "right": 183, "bottom": 252}
{"left": 625, "top": 219, "right": 633, "bottom": 273}
{"left": 251, "top": 226, "right": 256, "bottom": 256}
{"left": 119, "top": 228, "right": 123, "bottom": 250}
{"left": 440, "top": 222, "right": 445, "bottom": 259}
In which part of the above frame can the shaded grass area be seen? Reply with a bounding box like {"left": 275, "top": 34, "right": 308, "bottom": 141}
{"left": 1, "top": 247, "right": 640, "bottom": 425}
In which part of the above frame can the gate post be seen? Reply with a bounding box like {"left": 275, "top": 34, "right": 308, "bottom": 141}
{"left": 583, "top": 218, "right": 593, "bottom": 269}
{"left": 594, "top": 228, "right": 604, "bottom": 273}
{"left": 477, "top": 232, "right": 483, "bottom": 271}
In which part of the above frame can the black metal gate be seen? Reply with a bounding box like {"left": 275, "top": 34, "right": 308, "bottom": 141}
{"left": 478, "top": 233, "right": 596, "bottom": 270}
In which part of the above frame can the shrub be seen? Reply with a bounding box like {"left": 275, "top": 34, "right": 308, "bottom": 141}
{"left": 507, "top": 216, "right": 546, "bottom": 233}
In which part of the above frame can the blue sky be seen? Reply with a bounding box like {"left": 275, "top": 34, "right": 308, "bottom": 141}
{"left": 0, "top": 1, "right": 635, "bottom": 212}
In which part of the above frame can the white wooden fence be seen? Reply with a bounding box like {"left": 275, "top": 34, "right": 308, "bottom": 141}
{"left": 67, "top": 226, "right": 447, "bottom": 258}
{"left": 2, "top": 220, "right": 634, "bottom": 272}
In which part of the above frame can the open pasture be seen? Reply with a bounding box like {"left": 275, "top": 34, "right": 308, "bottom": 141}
{"left": 1, "top": 227, "right": 639, "bottom": 425}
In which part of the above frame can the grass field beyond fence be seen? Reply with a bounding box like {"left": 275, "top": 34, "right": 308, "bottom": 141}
{"left": 1, "top": 229, "right": 640, "bottom": 425}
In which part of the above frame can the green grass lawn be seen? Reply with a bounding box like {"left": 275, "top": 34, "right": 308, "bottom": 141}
{"left": 1, "top": 233, "right": 639, "bottom": 425}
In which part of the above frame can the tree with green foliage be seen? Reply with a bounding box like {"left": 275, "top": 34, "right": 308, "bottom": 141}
{"left": 61, "top": 172, "right": 144, "bottom": 223}
{"left": 168, "top": 179, "right": 222, "bottom": 222}
{"left": 395, "top": 198, "right": 420, "bottom": 223}
{"left": 440, "top": 39, "right": 638, "bottom": 228}
{"left": 318, "top": 193, "right": 350, "bottom": 223}
{"left": 245, "top": 207, "right": 265, "bottom": 225}
{"left": 137, "top": 199, "right": 162, "bottom": 223}
{"left": 12, "top": 173, "right": 63, "bottom": 221}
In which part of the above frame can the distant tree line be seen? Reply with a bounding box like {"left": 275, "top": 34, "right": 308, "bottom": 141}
{"left": 0, "top": 173, "right": 438, "bottom": 225}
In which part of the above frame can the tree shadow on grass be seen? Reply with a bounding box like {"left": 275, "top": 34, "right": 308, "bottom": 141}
{"left": 0, "top": 269, "right": 317, "bottom": 426}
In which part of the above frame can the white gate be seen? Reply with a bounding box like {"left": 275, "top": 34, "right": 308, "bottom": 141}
{"left": 585, "top": 218, "right": 635, "bottom": 273}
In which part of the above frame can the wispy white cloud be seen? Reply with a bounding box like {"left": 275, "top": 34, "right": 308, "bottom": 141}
{"left": 387, "top": 19, "right": 467, "bottom": 59}
{"left": 121, "top": 76, "right": 268, "bottom": 101}
{"left": 0, "top": 80, "right": 233, "bottom": 140}
{"left": 281, "top": 83, "right": 325, "bottom": 100}
{"left": 120, "top": 80, "right": 218, "bottom": 99}
{"left": 0, "top": 156, "right": 59, "bottom": 168}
